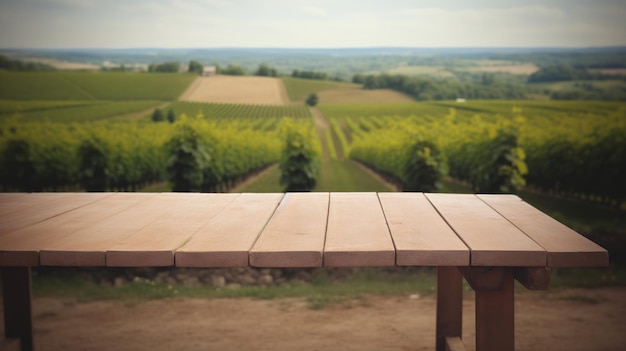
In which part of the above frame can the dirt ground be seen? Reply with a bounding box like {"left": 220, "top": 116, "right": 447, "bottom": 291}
{"left": 178, "top": 76, "right": 289, "bottom": 105}
{"left": 10, "top": 287, "right": 625, "bottom": 351}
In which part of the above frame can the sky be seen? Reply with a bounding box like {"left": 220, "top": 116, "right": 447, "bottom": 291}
{"left": 1, "top": 0, "right": 625, "bottom": 49}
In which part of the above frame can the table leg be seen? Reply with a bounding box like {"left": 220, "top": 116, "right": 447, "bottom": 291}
{"left": 436, "top": 266, "right": 463, "bottom": 351}
{"left": 2, "top": 267, "right": 33, "bottom": 351}
{"left": 474, "top": 267, "right": 514, "bottom": 351}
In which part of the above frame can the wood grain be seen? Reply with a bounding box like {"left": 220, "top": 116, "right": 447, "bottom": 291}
{"left": 250, "top": 192, "right": 328, "bottom": 267}
{"left": 0, "top": 193, "right": 112, "bottom": 235}
{"left": 379, "top": 193, "right": 469, "bottom": 266}
{"left": 175, "top": 193, "right": 283, "bottom": 267}
{"left": 107, "top": 193, "right": 238, "bottom": 267}
{"left": 478, "top": 194, "right": 609, "bottom": 267}
{"left": 324, "top": 193, "right": 395, "bottom": 267}
{"left": 39, "top": 193, "right": 179, "bottom": 266}
{"left": 0, "top": 193, "right": 143, "bottom": 266}
{"left": 425, "top": 194, "right": 546, "bottom": 266}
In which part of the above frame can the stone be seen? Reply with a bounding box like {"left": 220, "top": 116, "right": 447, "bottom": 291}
{"left": 210, "top": 275, "right": 226, "bottom": 288}
{"left": 114, "top": 277, "right": 126, "bottom": 288}
{"left": 258, "top": 274, "right": 273, "bottom": 285}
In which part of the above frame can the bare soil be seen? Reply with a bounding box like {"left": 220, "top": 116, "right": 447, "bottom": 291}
{"left": 178, "top": 76, "right": 289, "bottom": 105}
{"left": 14, "top": 287, "right": 626, "bottom": 351}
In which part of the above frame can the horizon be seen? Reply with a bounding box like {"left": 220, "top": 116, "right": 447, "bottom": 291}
{"left": 4, "top": 45, "right": 626, "bottom": 51}
{"left": 1, "top": 1, "right": 625, "bottom": 49}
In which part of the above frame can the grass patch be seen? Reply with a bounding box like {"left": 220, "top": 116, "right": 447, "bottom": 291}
{"left": 315, "top": 160, "right": 392, "bottom": 192}
{"left": 550, "top": 266, "right": 626, "bottom": 288}
{"left": 32, "top": 268, "right": 438, "bottom": 309}
{"left": 237, "top": 159, "right": 393, "bottom": 193}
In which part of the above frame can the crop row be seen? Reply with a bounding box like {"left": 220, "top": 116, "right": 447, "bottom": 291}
{"left": 0, "top": 117, "right": 281, "bottom": 192}
{"left": 322, "top": 101, "right": 626, "bottom": 205}
{"left": 168, "top": 101, "right": 311, "bottom": 123}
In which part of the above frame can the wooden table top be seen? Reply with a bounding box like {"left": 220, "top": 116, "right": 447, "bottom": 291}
{"left": 0, "top": 192, "right": 609, "bottom": 268}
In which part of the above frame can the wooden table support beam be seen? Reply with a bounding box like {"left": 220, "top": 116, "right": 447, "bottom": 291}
{"left": 475, "top": 267, "right": 515, "bottom": 351}
{"left": 2, "top": 267, "right": 33, "bottom": 351}
{"left": 436, "top": 267, "right": 463, "bottom": 351}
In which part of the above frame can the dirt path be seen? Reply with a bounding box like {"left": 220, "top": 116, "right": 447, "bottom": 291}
{"left": 20, "top": 287, "right": 626, "bottom": 351}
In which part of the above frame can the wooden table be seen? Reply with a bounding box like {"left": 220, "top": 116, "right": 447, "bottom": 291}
{"left": 0, "top": 192, "right": 609, "bottom": 351}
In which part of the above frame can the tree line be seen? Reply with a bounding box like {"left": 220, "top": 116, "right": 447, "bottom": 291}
{"left": 352, "top": 73, "right": 528, "bottom": 100}
{"left": 0, "top": 55, "right": 55, "bottom": 71}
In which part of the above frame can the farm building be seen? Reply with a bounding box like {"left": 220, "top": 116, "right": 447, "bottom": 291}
{"left": 202, "top": 66, "right": 217, "bottom": 76}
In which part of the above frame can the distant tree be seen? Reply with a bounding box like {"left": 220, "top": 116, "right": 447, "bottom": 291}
{"left": 188, "top": 60, "right": 203, "bottom": 74}
{"left": 352, "top": 74, "right": 365, "bottom": 84}
{"left": 292, "top": 70, "right": 328, "bottom": 80}
{"left": 0, "top": 55, "right": 55, "bottom": 71}
{"left": 221, "top": 64, "right": 246, "bottom": 76}
{"left": 167, "top": 109, "right": 176, "bottom": 123}
{"left": 256, "top": 64, "right": 277, "bottom": 77}
{"left": 148, "top": 61, "right": 180, "bottom": 73}
{"left": 152, "top": 108, "right": 165, "bottom": 122}
{"left": 305, "top": 93, "right": 318, "bottom": 106}
{"left": 527, "top": 65, "right": 588, "bottom": 83}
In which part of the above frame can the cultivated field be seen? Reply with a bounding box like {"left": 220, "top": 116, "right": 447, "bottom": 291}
{"left": 463, "top": 62, "right": 539, "bottom": 75}
{"left": 179, "top": 76, "right": 290, "bottom": 105}
{"left": 282, "top": 77, "right": 415, "bottom": 104}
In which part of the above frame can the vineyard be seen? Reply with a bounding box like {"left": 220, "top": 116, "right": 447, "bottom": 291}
{"left": 320, "top": 100, "right": 626, "bottom": 206}
{"left": 0, "top": 116, "right": 285, "bottom": 192}
{"left": 168, "top": 101, "right": 311, "bottom": 122}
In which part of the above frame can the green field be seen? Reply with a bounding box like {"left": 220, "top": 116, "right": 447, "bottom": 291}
{"left": 0, "top": 71, "right": 196, "bottom": 100}
{"left": 0, "top": 100, "right": 164, "bottom": 122}
{"left": 0, "top": 71, "right": 198, "bottom": 122}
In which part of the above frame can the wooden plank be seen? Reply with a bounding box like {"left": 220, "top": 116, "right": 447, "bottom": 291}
{"left": 175, "top": 193, "right": 283, "bottom": 267}
{"left": 436, "top": 267, "right": 463, "bottom": 351}
{"left": 0, "top": 193, "right": 146, "bottom": 266}
{"left": 460, "top": 266, "right": 505, "bottom": 291}
{"left": 475, "top": 268, "right": 515, "bottom": 351}
{"left": 0, "top": 339, "right": 21, "bottom": 351}
{"left": 478, "top": 194, "right": 609, "bottom": 267}
{"left": 39, "top": 193, "right": 185, "bottom": 266}
{"left": 250, "top": 192, "right": 328, "bottom": 268}
{"left": 0, "top": 193, "right": 112, "bottom": 235}
{"left": 515, "top": 267, "right": 551, "bottom": 290}
{"left": 2, "top": 267, "right": 33, "bottom": 351}
{"left": 107, "top": 193, "right": 239, "bottom": 267}
{"left": 0, "top": 193, "right": 68, "bottom": 217}
{"left": 425, "top": 194, "right": 546, "bottom": 267}
{"left": 323, "top": 193, "right": 395, "bottom": 267}
{"left": 379, "top": 193, "right": 469, "bottom": 266}
{"left": 445, "top": 337, "right": 467, "bottom": 351}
